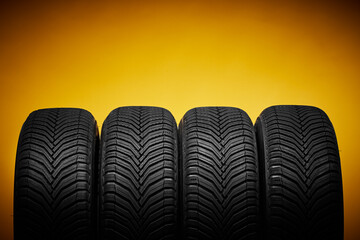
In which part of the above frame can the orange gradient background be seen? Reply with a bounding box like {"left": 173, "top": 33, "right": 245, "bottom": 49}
{"left": 1, "top": 0, "right": 359, "bottom": 239}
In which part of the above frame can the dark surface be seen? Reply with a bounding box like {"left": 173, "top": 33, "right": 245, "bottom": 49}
{"left": 99, "top": 106, "right": 178, "bottom": 240}
{"left": 255, "top": 105, "right": 343, "bottom": 240}
{"left": 14, "top": 108, "right": 98, "bottom": 240}
{"left": 179, "top": 107, "right": 260, "bottom": 240}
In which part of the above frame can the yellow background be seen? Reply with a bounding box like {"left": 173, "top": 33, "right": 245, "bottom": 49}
{"left": 1, "top": 0, "right": 359, "bottom": 239}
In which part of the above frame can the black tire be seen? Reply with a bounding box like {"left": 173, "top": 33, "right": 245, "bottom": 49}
{"left": 14, "top": 108, "right": 99, "bottom": 240}
{"left": 255, "top": 105, "right": 343, "bottom": 240}
{"left": 99, "top": 106, "right": 178, "bottom": 240}
{"left": 179, "top": 107, "right": 260, "bottom": 240}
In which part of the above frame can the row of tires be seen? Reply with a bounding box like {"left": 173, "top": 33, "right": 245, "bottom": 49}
{"left": 14, "top": 105, "right": 343, "bottom": 240}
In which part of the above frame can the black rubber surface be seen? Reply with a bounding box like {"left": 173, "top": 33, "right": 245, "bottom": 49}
{"left": 179, "top": 107, "right": 260, "bottom": 240}
{"left": 99, "top": 106, "right": 178, "bottom": 240}
{"left": 255, "top": 105, "right": 343, "bottom": 240}
{"left": 14, "top": 108, "right": 98, "bottom": 240}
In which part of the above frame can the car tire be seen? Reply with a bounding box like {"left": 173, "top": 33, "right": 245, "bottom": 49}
{"left": 255, "top": 105, "right": 343, "bottom": 240}
{"left": 14, "top": 108, "right": 99, "bottom": 240}
{"left": 98, "top": 106, "right": 178, "bottom": 240}
{"left": 179, "top": 107, "right": 260, "bottom": 240}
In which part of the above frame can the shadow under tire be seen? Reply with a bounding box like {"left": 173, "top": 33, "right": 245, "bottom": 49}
{"left": 255, "top": 105, "right": 343, "bottom": 240}
{"left": 99, "top": 106, "right": 178, "bottom": 240}
{"left": 179, "top": 107, "right": 260, "bottom": 240}
{"left": 14, "top": 108, "right": 99, "bottom": 240}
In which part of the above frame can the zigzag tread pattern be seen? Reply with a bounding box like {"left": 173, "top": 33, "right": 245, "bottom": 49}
{"left": 14, "top": 108, "right": 97, "bottom": 240}
{"left": 180, "top": 107, "right": 260, "bottom": 240}
{"left": 256, "top": 105, "right": 343, "bottom": 240}
{"left": 99, "top": 107, "right": 178, "bottom": 240}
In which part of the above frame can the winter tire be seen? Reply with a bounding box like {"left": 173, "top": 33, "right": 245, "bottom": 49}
{"left": 179, "top": 107, "right": 260, "bottom": 240}
{"left": 255, "top": 105, "right": 343, "bottom": 240}
{"left": 14, "top": 108, "right": 99, "bottom": 240}
{"left": 99, "top": 106, "right": 178, "bottom": 240}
